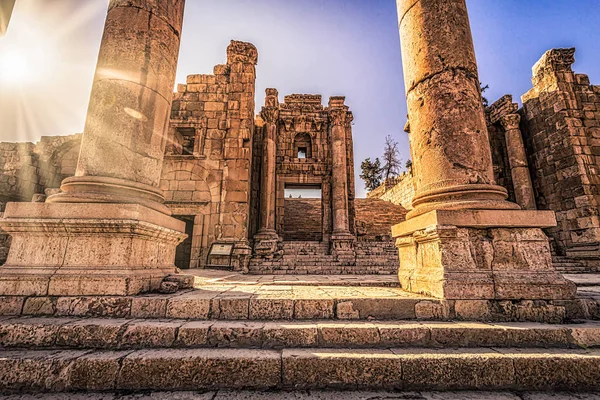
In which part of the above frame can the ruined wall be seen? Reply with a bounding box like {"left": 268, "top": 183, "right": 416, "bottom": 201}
{"left": 282, "top": 197, "right": 407, "bottom": 242}
{"left": 368, "top": 172, "right": 415, "bottom": 211}
{"left": 164, "top": 40, "right": 258, "bottom": 269}
{"left": 520, "top": 48, "right": 600, "bottom": 259}
{"left": 283, "top": 198, "right": 322, "bottom": 241}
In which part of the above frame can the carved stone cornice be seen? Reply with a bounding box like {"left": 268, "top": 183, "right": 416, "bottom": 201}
{"left": 500, "top": 114, "right": 521, "bottom": 131}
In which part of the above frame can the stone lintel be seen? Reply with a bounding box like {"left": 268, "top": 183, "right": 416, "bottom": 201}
{"left": 392, "top": 209, "right": 556, "bottom": 238}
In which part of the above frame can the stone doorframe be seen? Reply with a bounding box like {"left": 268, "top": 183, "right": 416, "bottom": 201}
{"left": 275, "top": 176, "right": 332, "bottom": 244}
{"left": 168, "top": 204, "right": 211, "bottom": 269}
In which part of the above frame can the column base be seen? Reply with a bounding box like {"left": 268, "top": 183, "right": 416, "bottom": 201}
{"left": 0, "top": 202, "right": 186, "bottom": 296}
{"left": 47, "top": 176, "right": 172, "bottom": 215}
{"left": 392, "top": 209, "right": 577, "bottom": 300}
{"left": 330, "top": 231, "right": 356, "bottom": 264}
{"left": 252, "top": 230, "right": 281, "bottom": 260}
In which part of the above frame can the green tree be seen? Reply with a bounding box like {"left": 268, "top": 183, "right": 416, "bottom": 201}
{"left": 360, "top": 157, "right": 383, "bottom": 191}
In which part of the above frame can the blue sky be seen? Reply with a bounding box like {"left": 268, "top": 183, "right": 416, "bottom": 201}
{"left": 1, "top": 0, "right": 599, "bottom": 197}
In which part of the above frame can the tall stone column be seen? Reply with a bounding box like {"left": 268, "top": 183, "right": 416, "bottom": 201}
{"left": 253, "top": 89, "right": 280, "bottom": 258}
{"left": 392, "top": 0, "right": 575, "bottom": 303}
{"left": 500, "top": 114, "right": 537, "bottom": 210}
{"left": 399, "top": 0, "right": 517, "bottom": 218}
{"left": 47, "top": 0, "right": 185, "bottom": 215}
{"left": 329, "top": 97, "right": 355, "bottom": 261}
{"left": 0, "top": 0, "right": 188, "bottom": 296}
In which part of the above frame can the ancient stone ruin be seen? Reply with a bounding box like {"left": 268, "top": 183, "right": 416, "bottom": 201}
{"left": 0, "top": 42, "right": 405, "bottom": 276}
{"left": 373, "top": 47, "right": 600, "bottom": 274}
{"left": 0, "top": 0, "right": 599, "bottom": 395}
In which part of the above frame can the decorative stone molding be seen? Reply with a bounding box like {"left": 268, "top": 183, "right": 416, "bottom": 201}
{"left": 260, "top": 107, "right": 279, "bottom": 125}
{"left": 329, "top": 109, "right": 349, "bottom": 127}
{"left": 533, "top": 47, "right": 576, "bottom": 76}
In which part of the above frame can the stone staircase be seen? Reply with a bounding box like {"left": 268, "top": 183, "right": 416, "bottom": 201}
{"left": 249, "top": 240, "right": 398, "bottom": 275}
{"left": 1, "top": 316, "right": 600, "bottom": 392}
{"left": 2, "top": 281, "right": 600, "bottom": 393}
{"left": 554, "top": 255, "right": 589, "bottom": 274}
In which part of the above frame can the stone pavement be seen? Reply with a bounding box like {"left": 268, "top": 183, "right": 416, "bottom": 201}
{"left": 0, "top": 391, "right": 599, "bottom": 399}
{"left": 186, "top": 269, "right": 400, "bottom": 287}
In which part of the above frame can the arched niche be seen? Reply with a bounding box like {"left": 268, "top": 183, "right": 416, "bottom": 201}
{"left": 293, "top": 132, "right": 312, "bottom": 159}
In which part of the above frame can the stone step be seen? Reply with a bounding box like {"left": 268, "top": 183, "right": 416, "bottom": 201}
{"left": 2, "top": 317, "right": 600, "bottom": 350}
{"left": 1, "top": 347, "right": 600, "bottom": 392}
{"left": 4, "top": 286, "right": 600, "bottom": 322}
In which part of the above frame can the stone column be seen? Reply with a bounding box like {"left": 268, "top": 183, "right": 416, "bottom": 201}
{"left": 47, "top": 0, "right": 186, "bottom": 215}
{"left": 0, "top": 0, "right": 187, "bottom": 296}
{"left": 329, "top": 97, "right": 355, "bottom": 260}
{"left": 392, "top": 0, "right": 575, "bottom": 303}
{"left": 329, "top": 109, "right": 351, "bottom": 235}
{"left": 500, "top": 114, "right": 537, "bottom": 210}
{"left": 399, "top": 0, "right": 518, "bottom": 219}
{"left": 253, "top": 89, "right": 280, "bottom": 258}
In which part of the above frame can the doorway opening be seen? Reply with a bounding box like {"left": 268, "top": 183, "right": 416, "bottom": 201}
{"left": 174, "top": 215, "right": 195, "bottom": 269}
{"left": 283, "top": 184, "right": 322, "bottom": 241}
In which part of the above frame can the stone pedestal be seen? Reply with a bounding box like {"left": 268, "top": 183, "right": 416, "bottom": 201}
{"left": 0, "top": 203, "right": 186, "bottom": 296}
{"left": 393, "top": 210, "right": 576, "bottom": 300}
{"left": 0, "top": 0, "right": 187, "bottom": 296}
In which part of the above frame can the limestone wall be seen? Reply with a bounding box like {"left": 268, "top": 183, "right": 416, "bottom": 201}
{"left": 367, "top": 172, "right": 415, "bottom": 211}
{"left": 164, "top": 40, "right": 258, "bottom": 269}
{"left": 282, "top": 197, "right": 407, "bottom": 242}
{"left": 283, "top": 198, "right": 322, "bottom": 241}
{"left": 520, "top": 48, "right": 600, "bottom": 258}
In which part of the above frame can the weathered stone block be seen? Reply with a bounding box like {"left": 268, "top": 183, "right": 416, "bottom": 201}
{"left": 282, "top": 349, "right": 402, "bottom": 389}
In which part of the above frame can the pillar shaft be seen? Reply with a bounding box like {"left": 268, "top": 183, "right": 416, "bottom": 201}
{"left": 329, "top": 109, "right": 350, "bottom": 235}
{"left": 500, "top": 114, "right": 537, "bottom": 210}
{"left": 258, "top": 94, "right": 279, "bottom": 234}
{"left": 48, "top": 0, "right": 185, "bottom": 214}
{"left": 398, "top": 0, "right": 518, "bottom": 218}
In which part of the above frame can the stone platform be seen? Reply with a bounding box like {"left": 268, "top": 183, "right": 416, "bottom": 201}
{"left": 1, "top": 273, "right": 599, "bottom": 322}
{"left": 1, "top": 276, "right": 600, "bottom": 393}
{"left": 187, "top": 269, "right": 400, "bottom": 287}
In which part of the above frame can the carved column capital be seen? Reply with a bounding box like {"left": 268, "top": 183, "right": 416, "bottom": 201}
{"left": 329, "top": 109, "right": 349, "bottom": 127}
{"left": 260, "top": 107, "right": 279, "bottom": 125}
{"left": 500, "top": 114, "right": 521, "bottom": 131}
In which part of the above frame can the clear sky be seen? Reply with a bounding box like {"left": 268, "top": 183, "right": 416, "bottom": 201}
{"left": 1, "top": 0, "right": 599, "bottom": 197}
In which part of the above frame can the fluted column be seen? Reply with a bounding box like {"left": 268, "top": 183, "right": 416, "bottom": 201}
{"left": 258, "top": 89, "right": 279, "bottom": 236}
{"left": 500, "top": 114, "right": 537, "bottom": 210}
{"left": 47, "top": 0, "right": 186, "bottom": 215}
{"left": 329, "top": 107, "right": 351, "bottom": 236}
{"left": 398, "top": 0, "right": 518, "bottom": 218}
